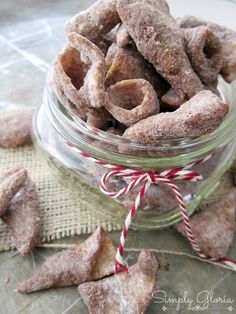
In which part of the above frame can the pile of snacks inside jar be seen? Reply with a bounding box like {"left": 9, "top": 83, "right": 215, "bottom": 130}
{"left": 53, "top": 0, "right": 236, "bottom": 144}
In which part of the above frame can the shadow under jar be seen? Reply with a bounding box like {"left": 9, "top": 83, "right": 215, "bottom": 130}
{"left": 32, "top": 73, "right": 236, "bottom": 230}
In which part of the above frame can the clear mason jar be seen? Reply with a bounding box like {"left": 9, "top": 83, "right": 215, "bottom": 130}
{"left": 32, "top": 72, "right": 236, "bottom": 230}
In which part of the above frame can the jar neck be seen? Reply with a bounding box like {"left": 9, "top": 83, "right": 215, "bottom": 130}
{"left": 44, "top": 74, "right": 236, "bottom": 169}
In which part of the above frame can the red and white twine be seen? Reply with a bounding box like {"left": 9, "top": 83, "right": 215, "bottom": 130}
{"left": 65, "top": 140, "right": 236, "bottom": 273}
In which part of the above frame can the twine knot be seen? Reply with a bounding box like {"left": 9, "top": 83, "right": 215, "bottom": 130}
{"left": 147, "top": 171, "right": 156, "bottom": 184}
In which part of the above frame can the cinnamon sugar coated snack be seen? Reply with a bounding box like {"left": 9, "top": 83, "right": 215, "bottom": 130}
{"left": 182, "top": 26, "right": 223, "bottom": 85}
{"left": 117, "top": 0, "right": 203, "bottom": 102}
{"left": 176, "top": 189, "right": 236, "bottom": 258}
{"left": 0, "top": 110, "right": 34, "bottom": 148}
{"left": 105, "top": 43, "right": 166, "bottom": 97}
{"left": 54, "top": 33, "right": 108, "bottom": 110}
{"left": 18, "top": 227, "right": 115, "bottom": 293}
{"left": 65, "top": 0, "right": 120, "bottom": 44}
{"left": 178, "top": 15, "right": 236, "bottom": 83}
{"left": 53, "top": 34, "right": 112, "bottom": 127}
{"left": 67, "top": 32, "right": 109, "bottom": 109}
{"left": 52, "top": 0, "right": 236, "bottom": 143}
{"left": 78, "top": 251, "right": 159, "bottom": 314}
{"left": 123, "top": 90, "right": 229, "bottom": 144}
{"left": 53, "top": 44, "right": 90, "bottom": 111}
{"left": 105, "top": 79, "right": 159, "bottom": 126}
{"left": 1, "top": 177, "right": 40, "bottom": 256}
{"left": 0, "top": 166, "right": 28, "bottom": 216}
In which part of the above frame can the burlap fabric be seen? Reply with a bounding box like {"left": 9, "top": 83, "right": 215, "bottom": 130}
{"left": 0, "top": 109, "right": 234, "bottom": 251}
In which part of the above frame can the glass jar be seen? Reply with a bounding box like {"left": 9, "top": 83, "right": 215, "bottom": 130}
{"left": 32, "top": 72, "right": 236, "bottom": 230}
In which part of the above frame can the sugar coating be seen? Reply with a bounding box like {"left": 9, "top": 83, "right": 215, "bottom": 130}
{"left": 53, "top": 1, "right": 233, "bottom": 142}
{"left": 0, "top": 166, "right": 28, "bottom": 216}
{"left": 68, "top": 33, "right": 109, "bottom": 109}
{"left": 2, "top": 177, "right": 40, "bottom": 256}
{"left": 123, "top": 90, "right": 229, "bottom": 144}
{"left": 162, "top": 78, "right": 221, "bottom": 108}
{"left": 106, "top": 79, "right": 159, "bottom": 126}
{"left": 53, "top": 44, "right": 90, "bottom": 110}
{"left": 183, "top": 26, "right": 223, "bottom": 85}
{"left": 54, "top": 34, "right": 112, "bottom": 128}
{"left": 117, "top": 0, "right": 203, "bottom": 100}
{"left": 53, "top": 43, "right": 111, "bottom": 128}
{"left": 65, "top": 0, "right": 120, "bottom": 44}
{"left": 178, "top": 15, "right": 236, "bottom": 83}
{"left": 116, "top": 24, "right": 131, "bottom": 47}
{"left": 105, "top": 43, "right": 167, "bottom": 98}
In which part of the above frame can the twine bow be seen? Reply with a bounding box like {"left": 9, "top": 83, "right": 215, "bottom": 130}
{"left": 65, "top": 140, "right": 236, "bottom": 273}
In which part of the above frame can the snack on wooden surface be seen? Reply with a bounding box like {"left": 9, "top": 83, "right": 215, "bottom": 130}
{"left": 105, "top": 79, "right": 159, "bottom": 126}
{"left": 1, "top": 177, "right": 40, "bottom": 256}
{"left": 0, "top": 110, "right": 34, "bottom": 148}
{"left": 18, "top": 227, "right": 115, "bottom": 293}
{"left": 117, "top": 0, "right": 203, "bottom": 102}
{"left": 0, "top": 166, "right": 28, "bottom": 216}
{"left": 178, "top": 15, "right": 236, "bottom": 83}
{"left": 182, "top": 26, "right": 223, "bottom": 85}
{"left": 123, "top": 90, "right": 229, "bottom": 144}
{"left": 176, "top": 189, "right": 236, "bottom": 259}
{"left": 65, "top": 0, "right": 120, "bottom": 44}
{"left": 78, "top": 251, "right": 159, "bottom": 314}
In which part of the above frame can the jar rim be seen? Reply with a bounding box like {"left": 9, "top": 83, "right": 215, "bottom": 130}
{"left": 45, "top": 71, "right": 236, "bottom": 167}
